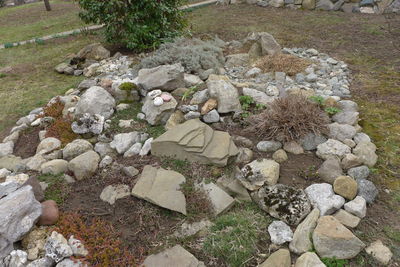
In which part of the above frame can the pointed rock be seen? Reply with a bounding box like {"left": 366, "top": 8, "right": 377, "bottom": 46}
{"left": 290, "top": 208, "right": 320, "bottom": 254}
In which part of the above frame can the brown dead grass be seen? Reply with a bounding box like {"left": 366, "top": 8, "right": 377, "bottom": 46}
{"left": 254, "top": 53, "right": 312, "bottom": 76}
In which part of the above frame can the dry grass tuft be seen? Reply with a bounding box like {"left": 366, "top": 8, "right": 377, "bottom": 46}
{"left": 246, "top": 94, "right": 329, "bottom": 142}
{"left": 254, "top": 53, "right": 312, "bottom": 76}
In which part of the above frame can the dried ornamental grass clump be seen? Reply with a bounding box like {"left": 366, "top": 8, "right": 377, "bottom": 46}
{"left": 246, "top": 94, "right": 329, "bottom": 142}
{"left": 254, "top": 53, "right": 312, "bottom": 76}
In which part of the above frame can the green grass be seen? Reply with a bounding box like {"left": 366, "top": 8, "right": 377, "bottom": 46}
{"left": 321, "top": 258, "right": 349, "bottom": 267}
{"left": 203, "top": 204, "right": 270, "bottom": 267}
{"left": 0, "top": 33, "right": 101, "bottom": 132}
{"left": 384, "top": 226, "right": 400, "bottom": 243}
{"left": 0, "top": 0, "right": 87, "bottom": 44}
{"left": 37, "top": 173, "right": 69, "bottom": 205}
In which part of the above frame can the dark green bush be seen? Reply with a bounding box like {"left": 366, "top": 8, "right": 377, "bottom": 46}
{"left": 77, "top": 0, "right": 187, "bottom": 51}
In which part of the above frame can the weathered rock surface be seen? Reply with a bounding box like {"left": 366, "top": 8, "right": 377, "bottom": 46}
{"left": 305, "top": 183, "right": 345, "bottom": 216}
{"left": 0, "top": 181, "right": 19, "bottom": 199}
{"left": 141, "top": 93, "right": 177, "bottom": 125}
{"left": 36, "top": 138, "right": 61, "bottom": 155}
{"left": 132, "top": 166, "right": 187, "bottom": 215}
{"left": 152, "top": 119, "right": 238, "bottom": 166}
{"left": 313, "top": 216, "right": 365, "bottom": 259}
{"left": 344, "top": 196, "right": 366, "bottom": 218}
{"left": 333, "top": 176, "right": 358, "bottom": 200}
{"left": 40, "top": 159, "right": 69, "bottom": 175}
{"left": 68, "top": 150, "right": 100, "bottom": 180}
{"left": 173, "top": 220, "right": 213, "bottom": 238}
{"left": 0, "top": 142, "right": 13, "bottom": 157}
{"left": 316, "top": 139, "right": 351, "bottom": 160}
{"left": 237, "top": 159, "right": 280, "bottom": 190}
{"left": 353, "top": 141, "right": 378, "bottom": 167}
{"left": 100, "top": 184, "right": 130, "bottom": 205}
{"left": 197, "top": 182, "right": 235, "bottom": 216}
{"left": 110, "top": 132, "right": 139, "bottom": 154}
{"left": 300, "top": 133, "right": 327, "bottom": 151}
{"left": 252, "top": 184, "right": 312, "bottom": 225}
{"left": 268, "top": 221, "right": 293, "bottom": 245}
{"left": 142, "top": 245, "right": 205, "bottom": 267}
{"left": 68, "top": 236, "right": 88, "bottom": 257}
{"left": 207, "top": 75, "right": 241, "bottom": 113}
{"left": 257, "top": 141, "right": 282, "bottom": 152}
{"left": 333, "top": 209, "right": 361, "bottom": 228}
{"left": 365, "top": 240, "right": 393, "bottom": 265}
{"left": 356, "top": 179, "right": 378, "bottom": 203}
{"left": 71, "top": 114, "right": 104, "bottom": 135}
{"left": 137, "top": 63, "right": 185, "bottom": 91}
{"left": 294, "top": 252, "right": 325, "bottom": 267}
{"left": 74, "top": 86, "right": 115, "bottom": 119}
{"left": 272, "top": 149, "right": 288, "bottom": 163}
{"left": 289, "top": 208, "right": 320, "bottom": 254}
{"left": 76, "top": 43, "right": 110, "bottom": 61}
{"left": 217, "top": 174, "right": 251, "bottom": 201}
{"left": 259, "top": 249, "right": 291, "bottom": 267}
{"left": 62, "top": 139, "right": 93, "bottom": 161}
{"left": 318, "top": 157, "right": 343, "bottom": 184}
{"left": 44, "top": 231, "right": 73, "bottom": 263}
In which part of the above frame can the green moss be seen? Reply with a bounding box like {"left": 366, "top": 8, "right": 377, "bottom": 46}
{"left": 119, "top": 82, "right": 138, "bottom": 92}
{"left": 321, "top": 258, "right": 348, "bottom": 267}
{"left": 37, "top": 173, "right": 69, "bottom": 205}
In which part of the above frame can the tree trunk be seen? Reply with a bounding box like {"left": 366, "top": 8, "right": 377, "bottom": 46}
{"left": 44, "top": 0, "right": 51, "bottom": 11}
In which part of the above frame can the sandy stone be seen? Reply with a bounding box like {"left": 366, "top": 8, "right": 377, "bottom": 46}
{"left": 333, "top": 176, "right": 358, "bottom": 200}
{"left": 259, "top": 249, "right": 291, "bottom": 267}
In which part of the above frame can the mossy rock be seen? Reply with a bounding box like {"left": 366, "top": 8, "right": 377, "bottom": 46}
{"left": 119, "top": 82, "right": 138, "bottom": 92}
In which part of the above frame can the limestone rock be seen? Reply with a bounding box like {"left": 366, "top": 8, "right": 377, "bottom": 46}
{"left": 272, "top": 149, "right": 288, "bottom": 163}
{"left": 22, "top": 227, "right": 48, "bottom": 261}
{"left": 316, "top": 139, "right": 351, "bottom": 160}
{"left": 217, "top": 174, "right": 251, "bottom": 201}
{"left": 333, "top": 175, "right": 358, "bottom": 200}
{"left": 333, "top": 209, "right": 361, "bottom": 228}
{"left": 257, "top": 141, "right": 282, "bottom": 152}
{"left": 132, "top": 165, "right": 187, "bottom": 215}
{"left": 328, "top": 123, "right": 357, "bottom": 142}
{"left": 139, "top": 138, "right": 153, "bottom": 156}
{"left": 44, "top": 231, "right": 73, "bottom": 263}
{"left": 71, "top": 114, "right": 104, "bottom": 135}
{"left": 0, "top": 155, "right": 23, "bottom": 172}
{"left": 40, "top": 159, "right": 69, "bottom": 175}
{"left": 26, "top": 257, "right": 55, "bottom": 267}
{"left": 197, "top": 182, "right": 235, "bottom": 216}
{"left": 318, "top": 157, "right": 343, "bottom": 184}
{"left": 142, "top": 245, "right": 205, "bottom": 267}
{"left": 289, "top": 208, "right": 320, "bottom": 254}
{"left": 313, "top": 216, "right": 365, "bottom": 259}
{"left": 110, "top": 132, "right": 139, "bottom": 154}
{"left": 165, "top": 110, "right": 185, "bottom": 130}
{"left": 36, "top": 138, "right": 61, "bottom": 154}
{"left": 56, "top": 258, "right": 87, "bottom": 267}
{"left": 259, "top": 249, "right": 291, "bottom": 267}
{"left": 237, "top": 159, "right": 280, "bottom": 190}
{"left": 100, "top": 184, "right": 130, "bottom": 205}
{"left": 365, "top": 240, "right": 393, "bottom": 265}
{"left": 5, "top": 173, "right": 29, "bottom": 185}
{"left": 305, "top": 183, "right": 345, "bottom": 216}
{"left": 0, "top": 181, "right": 20, "bottom": 199}
{"left": 0, "top": 142, "right": 13, "bottom": 157}
{"left": 26, "top": 154, "right": 47, "bottom": 171}
{"left": 68, "top": 236, "right": 89, "bottom": 257}
{"left": 225, "top": 53, "right": 250, "bottom": 68}
{"left": 62, "top": 139, "right": 93, "bottom": 161}
{"left": 344, "top": 196, "right": 366, "bottom": 218}
{"left": 76, "top": 43, "right": 110, "bottom": 60}
{"left": 332, "top": 111, "right": 359, "bottom": 125}
{"left": 74, "top": 86, "right": 115, "bottom": 119}
{"left": 341, "top": 153, "right": 362, "bottom": 170}
{"left": 300, "top": 133, "right": 327, "bottom": 151}
{"left": 353, "top": 141, "right": 378, "bottom": 167}
{"left": 137, "top": 63, "right": 185, "bottom": 91}
{"left": 142, "top": 93, "right": 177, "bottom": 125}
{"left": 252, "top": 184, "right": 312, "bottom": 225}
{"left": 207, "top": 75, "right": 241, "bottom": 113}
{"left": 294, "top": 252, "right": 325, "bottom": 267}
{"left": 0, "top": 168, "right": 11, "bottom": 179}
{"left": 94, "top": 142, "right": 115, "bottom": 158}
{"left": 268, "top": 221, "right": 293, "bottom": 245}
{"left": 68, "top": 150, "right": 100, "bottom": 180}
{"left": 235, "top": 147, "right": 253, "bottom": 164}
{"left": 152, "top": 119, "right": 238, "bottom": 166}
{"left": 243, "top": 88, "right": 274, "bottom": 105}
{"left": 4, "top": 250, "right": 28, "bottom": 267}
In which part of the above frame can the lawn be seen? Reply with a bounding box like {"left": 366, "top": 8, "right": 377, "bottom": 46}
{"left": 0, "top": 0, "right": 86, "bottom": 44}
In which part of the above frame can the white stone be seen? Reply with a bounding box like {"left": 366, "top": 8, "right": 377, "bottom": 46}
{"left": 100, "top": 184, "right": 131, "bottom": 205}
{"left": 344, "top": 196, "right": 367, "bottom": 218}
{"left": 268, "top": 221, "right": 293, "bottom": 245}
{"left": 305, "top": 183, "right": 345, "bottom": 216}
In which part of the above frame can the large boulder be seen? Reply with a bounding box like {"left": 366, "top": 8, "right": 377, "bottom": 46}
{"left": 0, "top": 186, "right": 42, "bottom": 258}
{"left": 313, "top": 216, "right": 365, "bottom": 259}
{"left": 74, "top": 86, "right": 116, "bottom": 119}
{"left": 62, "top": 139, "right": 93, "bottom": 161}
{"left": 237, "top": 159, "right": 280, "bottom": 190}
{"left": 244, "top": 32, "right": 282, "bottom": 56}
{"left": 76, "top": 43, "right": 110, "bottom": 61}
{"left": 141, "top": 93, "right": 178, "bottom": 125}
{"left": 207, "top": 75, "right": 241, "bottom": 113}
{"left": 151, "top": 119, "right": 238, "bottom": 166}
{"left": 252, "top": 184, "right": 312, "bottom": 225}
{"left": 68, "top": 151, "right": 100, "bottom": 180}
{"left": 137, "top": 63, "right": 185, "bottom": 91}
{"left": 131, "top": 166, "right": 187, "bottom": 215}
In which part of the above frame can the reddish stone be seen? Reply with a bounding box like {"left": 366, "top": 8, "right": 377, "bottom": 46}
{"left": 161, "top": 93, "right": 172, "bottom": 102}
{"left": 38, "top": 200, "right": 59, "bottom": 226}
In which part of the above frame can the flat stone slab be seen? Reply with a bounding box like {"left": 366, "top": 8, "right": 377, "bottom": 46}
{"left": 142, "top": 245, "right": 205, "bottom": 267}
{"left": 197, "top": 182, "right": 235, "bottom": 216}
{"left": 131, "top": 165, "right": 187, "bottom": 215}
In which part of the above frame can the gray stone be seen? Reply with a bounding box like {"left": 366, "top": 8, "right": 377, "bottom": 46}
{"left": 328, "top": 123, "right": 357, "bottom": 142}
{"left": 142, "top": 245, "right": 205, "bottom": 267}
{"left": 365, "top": 240, "right": 393, "bottom": 265}
{"left": 259, "top": 249, "right": 291, "bottom": 267}
{"left": 235, "top": 147, "right": 253, "bottom": 164}
{"left": 289, "top": 209, "right": 320, "bottom": 254}
{"left": 62, "top": 139, "right": 93, "bottom": 161}
{"left": 203, "top": 109, "right": 220, "bottom": 123}
{"left": 354, "top": 132, "right": 371, "bottom": 144}
{"left": 68, "top": 150, "right": 100, "bottom": 180}
{"left": 142, "top": 93, "right": 177, "bottom": 125}
{"left": 0, "top": 156, "right": 23, "bottom": 172}
{"left": 333, "top": 209, "right": 361, "bottom": 228}
{"left": 238, "top": 159, "right": 280, "bottom": 190}
{"left": 198, "top": 182, "right": 235, "bottom": 216}
{"left": 152, "top": 119, "right": 238, "bottom": 166}
{"left": 137, "top": 63, "right": 185, "bottom": 91}
{"left": 110, "top": 132, "right": 139, "bottom": 154}
{"left": 131, "top": 165, "right": 187, "bottom": 215}
{"left": 26, "top": 154, "right": 47, "bottom": 171}
{"left": 356, "top": 179, "right": 378, "bottom": 204}
{"left": 139, "top": 138, "right": 153, "bottom": 156}
{"left": 341, "top": 153, "right": 362, "bottom": 170}
{"left": 338, "top": 100, "right": 358, "bottom": 112}
{"left": 71, "top": 113, "right": 104, "bottom": 135}
{"left": 302, "top": 0, "right": 316, "bottom": 9}
{"left": 5, "top": 173, "right": 29, "bottom": 185}
{"left": 100, "top": 184, "right": 131, "bottom": 205}
{"left": 313, "top": 216, "right": 365, "bottom": 259}
{"left": 124, "top": 142, "right": 142, "bottom": 157}
{"left": 0, "top": 181, "right": 19, "bottom": 199}
{"left": 257, "top": 141, "right": 282, "bottom": 152}
{"left": 77, "top": 79, "right": 97, "bottom": 90}
{"left": 99, "top": 156, "right": 113, "bottom": 168}
{"left": 207, "top": 75, "right": 241, "bottom": 113}
{"left": 76, "top": 43, "right": 110, "bottom": 60}
{"left": 184, "top": 111, "right": 201, "bottom": 120}
{"left": 306, "top": 73, "right": 317, "bottom": 82}
{"left": 252, "top": 184, "right": 312, "bottom": 225}
{"left": 294, "top": 252, "right": 325, "bottom": 267}
{"left": 332, "top": 111, "right": 359, "bottom": 125}
{"left": 184, "top": 73, "right": 203, "bottom": 87}
{"left": 232, "top": 136, "right": 253, "bottom": 148}
{"left": 0, "top": 168, "right": 11, "bottom": 179}
{"left": 268, "top": 221, "right": 293, "bottom": 245}
{"left": 4, "top": 250, "right": 28, "bottom": 267}
{"left": 270, "top": 0, "right": 285, "bottom": 7}
{"left": 318, "top": 157, "right": 343, "bottom": 184}
{"left": 344, "top": 196, "right": 367, "bottom": 218}
{"left": 283, "top": 141, "right": 304, "bottom": 154}
{"left": 225, "top": 53, "right": 250, "bottom": 68}
{"left": 305, "top": 183, "right": 345, "bottom": 216}
{"left": 190, "top": 89, "right": 209, "bottom": 105}
{"left": 272, "top": 149, "right": 288, "bottom": 163}
{"left": 316, "top": 0, "right": 334, "bottom": 10}
{"left": 44, "top": 231, "right": 73, "bottom": 263}
{"left": 94, "top": 142, "right": 115, "bottom": 158}
{"left": 3, "top": 131, "right": 20, "bottom": 144}
{"left": 243, "top": 88, "right": 274, "bottom": 105}
{"left": 217, "top": 174, "right": 251, "bottom": 201}
{"left": 0, "top": 142, "right": 14, "bottom": 157}
{"left": 353, "top": 141, "right": 378, "bottom": 167}
{"left": 0, "top": 186, "right": 41, "bottom": 258}
{"left": 74, "top": 86, "right": 115, "bottom": 119}
{"left": 347, "top": 165, "right": 370, "bottom": 180}
{"left": 36, "top": 138, "right": 62, "bottom": 155}
{"left": 40, "top": 159, "right": 69, "bottom": 175}
{"left": 251, "top": 32, "right": 282, "bottom": 56}
{"left": 316, "top": 139, "right": 351, "bottom": 160}
{"left": 68, "top": 235, "right": 88, "bottom": 257}
{"left": 26, "top": 257, "right": 55, "bottom": 267}
{"left": 173, "top": 220, "right": 213, "bottom": 238}
{"left": 122, "top": 166, "right": 139, "bottom": 177}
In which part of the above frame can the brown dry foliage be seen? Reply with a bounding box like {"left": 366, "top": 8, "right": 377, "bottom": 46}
{"left": 246, "top": 94, "right": 329, "bottom": 142}
{"left": 254, "top": 53, "right": 312, "bottom": 76}
{"left": 45, "top": 117, "right": 78, "bottom": 145}
{"left": 40, "top": 97, "right": 65, "bottom": 118}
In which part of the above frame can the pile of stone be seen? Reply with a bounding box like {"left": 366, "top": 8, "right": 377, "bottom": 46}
{"left": 240, "top": 0, "right": 400, "bottom": 14}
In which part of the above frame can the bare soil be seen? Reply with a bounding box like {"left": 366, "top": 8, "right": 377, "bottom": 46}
{"left": 13, "top": 127, "right": 41, "bottom": 159}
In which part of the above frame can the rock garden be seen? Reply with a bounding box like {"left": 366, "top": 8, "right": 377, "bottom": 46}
{"left": 0, "top": 31, "right": 396, "bottom": 267}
